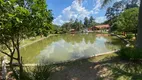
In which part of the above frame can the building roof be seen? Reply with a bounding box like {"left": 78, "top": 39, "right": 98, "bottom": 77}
{"left": 94, "top": 24, "right": 110, "bottom": 29}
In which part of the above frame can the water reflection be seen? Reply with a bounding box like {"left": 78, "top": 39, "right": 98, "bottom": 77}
{"left": 20, "top": 33, "right": 123, "bottom": 63}
{"left": 38, "top": 34, "right": 119, "bottom": 63}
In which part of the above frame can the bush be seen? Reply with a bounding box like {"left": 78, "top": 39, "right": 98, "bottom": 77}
{"left": 118, "top": 47, "right": 142, "bottom": 61}
{"left": 13, "top": 64, "right": 55, "bottom": 80}
{"left": 126, "top": 34, "right": 133, "bottom": 39}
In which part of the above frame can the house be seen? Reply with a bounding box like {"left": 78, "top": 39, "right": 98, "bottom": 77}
{"left": 92, "top": 24, "right": 110, "bottom": 30}
{"left": 70, "top": 29, "right": 76, "bottom": 34}
{"left": 88, "top": 27, "right": 93, "bottom": 32}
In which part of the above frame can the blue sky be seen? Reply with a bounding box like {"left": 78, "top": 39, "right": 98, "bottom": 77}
{"left": 46, "top": 0, "right": 120, "bottom": 25}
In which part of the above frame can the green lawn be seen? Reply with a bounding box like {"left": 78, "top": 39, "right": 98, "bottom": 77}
{"left": 0, "top": 36, "right": 42, "bottom": 56}
{"left": 20, "top": 36, "right": 42, "bottom": 46}
{"left": 49, "top": 53, "right": 142, "bottom": 80}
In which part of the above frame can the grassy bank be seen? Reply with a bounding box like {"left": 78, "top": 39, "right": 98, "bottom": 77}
{"left": 20, "top": 34, "right": 57, "bottom": 48}
{"left": 49, "top": 53, "right": 142, "bottom": 80}
{"left": 2, "top": 53, "right": 142, "bottom": 80}
{"left": 0, "top": 34, "right": 56, "bottom": 57}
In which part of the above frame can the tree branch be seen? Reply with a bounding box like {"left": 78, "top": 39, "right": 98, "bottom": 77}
{"left": 0, "top": 50, "right": 18, "bottom": 60}
{"left": 4, "top": 42, "right": 12, "bottom": 53}
{"left": 11, "top": 38, "right": 16, "bottom": 50}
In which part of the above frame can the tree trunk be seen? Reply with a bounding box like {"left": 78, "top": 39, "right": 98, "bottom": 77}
{"left": 135, "top": 32, "right": 137, "bottom": 39}
{"left": 9, "top": 52, "right": 14, "bottom": 72}
{"left": 16, "top": 39, "right": 23, "bottom": 79}
{"left": 16, "top": 47, "right": 23, "bottom": 79}
{"left": 136, "top": 0, "right": 142, "bottom": 48}
{"left": 9, "top": 52, "right": 19, "bottom": 79}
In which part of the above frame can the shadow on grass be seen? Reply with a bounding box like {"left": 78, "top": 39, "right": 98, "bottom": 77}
{"left": 50, "top": 53, "right": 142, "bottom": 80}
{"left": 104, "top": 59, "right": 142, "bottom": 80}
{"left": 94, "top": 53, "right": 142, "bottom": 80}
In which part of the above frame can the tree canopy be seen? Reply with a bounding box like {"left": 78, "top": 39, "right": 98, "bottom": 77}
{"left": 116, "top": 8, "right": 138, "bottom": 33}
{"left": 0, "top": 0, "right": 53, "bottom": 78}
{"left": 60, "top": 16, "right": 96, "bottom": 33}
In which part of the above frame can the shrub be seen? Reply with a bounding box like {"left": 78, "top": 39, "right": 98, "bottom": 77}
{"left": 13, "top": 64, "right": 55, "bottom": 80}
{"left": 126, "top": 34, "right": 133, "bottom": 39}
{"left": 118, "top": 47, "right": 142, "bottom": 61}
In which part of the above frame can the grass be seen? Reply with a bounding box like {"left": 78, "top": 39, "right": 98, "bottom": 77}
{"left": 115, "top": 33, "right": 136, "bottom": 45}
{"left": 49, "top": 53, "right": 142, "bottom": 80}
{"left": 5, "top": 64, "right": 55, "bottom": 80}
{"left": 0, "top": 36, "right": 42, "bottom": 56}
{"left": 0, "top": 35, "right": 56, "bottom": 63}
{"left": 20, "top": 36, "right": 42, "bottom": 47}
{"left": 0, "top": 36, "right": 43, "bottom": 66}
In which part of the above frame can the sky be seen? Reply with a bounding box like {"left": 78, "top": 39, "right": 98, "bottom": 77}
{"left": 46, "top": 0, "right": 121, "bottom": 25}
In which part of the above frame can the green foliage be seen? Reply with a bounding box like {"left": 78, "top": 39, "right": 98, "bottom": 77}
{"left": 118, "top": 47, "right": 142, "bottom": 61}
{"left": 105, "top": 0, "right": 139, "bottom": 30}
{"left": 52, "top": 24, "right": 63, "bottom": 34}
{"left": 126, "top": 34, "right": 133, "bottom": 39}
{"left": 105, "top": 1, "right": 126, "bottom": 20}
{"left": 102, "top": 0, "right": 113, "bottom": 7}
{"left": 109, "top": 8, "right": 138, "bottom": 33}
{"left": 84, "top": 17, "right": 89, "bottom": 28}
{"left": 60, "top": 16, "right": 96, "bottom": 33}
{"left": 16, "top": 64, "right": 55, "bottom": 80}
{"left": 73, "top": 19, "right": 83, "bottom": 31}
{"left": 105, "top": 0, "right": 139, "bottom": 20}
{"left": 89, "top": 16, "right": 96, "bottom": 28}
{"left": 0, "top": 0, "right": 53, "bottom": 78}
{"left": 61, "top": 19, "right": 83, "bottom": 33}
{"left": 117, "top": 8, "right": 138, "bottom": 32}
{"left": 61, "top": 23, "right": 71, "bottom": 33}
{"left": 0, "top": 0, "right": 53, "bottom": 44}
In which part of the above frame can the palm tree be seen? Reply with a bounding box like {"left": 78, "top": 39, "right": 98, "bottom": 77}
{"left": 78, "top": 0, "right": 142, "bottom": 48}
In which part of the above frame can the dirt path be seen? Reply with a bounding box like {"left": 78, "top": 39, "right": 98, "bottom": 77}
{"left": 50, "top": 60, "right": 113, "bottom": 80}
{"left": 49, "top": 54, "right": 142, "bottom": 80}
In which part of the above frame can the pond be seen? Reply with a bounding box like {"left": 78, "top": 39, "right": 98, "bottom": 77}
{"left": 20, "top": 33, "right": 124, "bottom": 63}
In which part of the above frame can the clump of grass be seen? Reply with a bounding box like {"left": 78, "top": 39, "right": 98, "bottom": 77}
{"left": 13, "top": 64, "right": 55, "bottom": 80}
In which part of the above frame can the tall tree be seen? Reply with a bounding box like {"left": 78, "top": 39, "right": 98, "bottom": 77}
{"left": 89, "top": 16, "right": 94, "bottom": 24}
{"left": 0, "top": 0, "right": 53, "bottom": 79}
{"left": 84, "top": 17, "right": 89, "bottom": 28}
{"left": 61, "top": 22, "right": 71, "bottom": 32}
{"left": 89, "top": 16, "right": 96, "bottom": 27}
{"left": 79, "top": 20, "right": 83, "bottom": 31}
{"left": 105, "top": 1, "right": 126, "bottom": 20}
{"left": 102, "top": 0, "right": 142, "bottom": 48}
{"left": 73, "top": 19, "right": 83, "bottom": 31}
{"left": 115, "top": 8, "right": 138, "bottom": 36}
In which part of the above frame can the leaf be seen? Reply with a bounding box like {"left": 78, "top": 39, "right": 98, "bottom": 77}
{"left": 7, "top": 1, "right": 12, "bottom": 5}
{"left": 10, "top": 0, "right": 16, "bottom": 3}
{"left": 8, "top": 13, "right": 15, "bottom": 17}
{"left": 16, "top": 17, "right": 20, "bottom": 22}
{"left": 0, "top": 0, "right": 4, "bottom": 3}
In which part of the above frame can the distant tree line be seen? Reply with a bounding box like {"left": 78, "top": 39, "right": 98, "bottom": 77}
{"left": 53, "top": 16, "right": 98, "bottom": 33}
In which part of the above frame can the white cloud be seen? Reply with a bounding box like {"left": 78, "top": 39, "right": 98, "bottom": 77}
{"left": 91, "top": 0, "right": 101, "bottom": 14}
{"left": 53, "top": 15, "right": 64, "bottom": 25}
{"left": 53, "top": 0, "right": 105, "bottom": 25}
{"left": 53, "top": 0, "right": 91, "bottom": 25}
{"left": 116, "top": 0, "right": 122, "bottom": 2}
{"left": 95, "top": 16, "right": 107, "bottom": 23}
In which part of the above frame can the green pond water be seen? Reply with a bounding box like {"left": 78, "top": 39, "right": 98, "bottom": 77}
{"left": 19, "top": 33, "right": 123, "bottom": 63}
